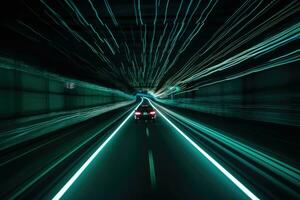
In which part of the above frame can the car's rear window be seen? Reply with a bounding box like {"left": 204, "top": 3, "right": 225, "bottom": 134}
{"left": 139, "top": 106, "right": 153, "bottom": 112}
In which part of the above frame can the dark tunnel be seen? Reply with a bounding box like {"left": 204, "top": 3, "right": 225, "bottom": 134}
{"left": 0, "top": 0, "right": 299, "bottom": 199}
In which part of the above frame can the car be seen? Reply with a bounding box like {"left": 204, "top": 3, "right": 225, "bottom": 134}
{"left": 134, "top": 104, "right": 156, "bottom": 122}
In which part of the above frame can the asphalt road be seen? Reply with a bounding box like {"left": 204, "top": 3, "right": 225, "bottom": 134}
{"left": 2, "top": 100, "right": 299, "bottom": 199}
{"left": 56, "top": 105, "right": 250, "bottom": 200}
{"left": 0, "top": 106, "right": 133, "bottom": 198}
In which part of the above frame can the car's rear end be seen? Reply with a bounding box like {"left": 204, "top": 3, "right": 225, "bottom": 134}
{"left": 134, "top": 105, "right": 156, "bottom": 122}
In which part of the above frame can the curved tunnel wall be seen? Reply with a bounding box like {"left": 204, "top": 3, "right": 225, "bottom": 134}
{"left": 0, "top": 57, "right": 134, "bottom": 120}
{"left": 157, "top": 65, "right": 300, "bottom": 126}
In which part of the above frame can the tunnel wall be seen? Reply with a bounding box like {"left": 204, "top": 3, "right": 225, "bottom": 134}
{"left": 157, "top": 65, "right": 300, "bottom": 126}
{"left": 0, "top": 57, "right": 134, "bottom": 119}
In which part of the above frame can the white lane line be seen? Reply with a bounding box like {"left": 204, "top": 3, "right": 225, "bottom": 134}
{"left": 146, "top": 98, "right": 259, "bottom": 200}
{"left": 52, "top": 100, "right": 144, "bottom": 200}
{"left": 148, "top": 149, "right": 156, "bottom": 189}
{"left": 146, "top": 125, "right": 156, "bottom": 188}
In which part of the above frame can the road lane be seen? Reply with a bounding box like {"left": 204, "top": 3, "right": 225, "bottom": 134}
{"left": 58, "top": 113, "right": 151, "bottom": 200}
{"left": 147, "top": 115, "right": 250, "bottom": 200}
{"left": 153, "top": 100, "right": 300, "bottom": 199}
{"left": 58, "top": 102, "right": 250, "bottom": 200}
{"left": 0, "top": 105, "right": 135, "bottom": 199}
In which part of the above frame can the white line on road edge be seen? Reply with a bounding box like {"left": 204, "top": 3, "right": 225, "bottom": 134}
{"left": 52, "top": 100, "right": 144, "bottom": 200}
{"left": 146, "top": 127, "right": 149, "bottom": 137}
{"left": 146, "top": 98, "right": 259, "bottom": 200}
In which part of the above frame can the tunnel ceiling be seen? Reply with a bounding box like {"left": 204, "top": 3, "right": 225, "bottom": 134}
{"left": 0, "top": 0, "right": 299, "bottom": 95}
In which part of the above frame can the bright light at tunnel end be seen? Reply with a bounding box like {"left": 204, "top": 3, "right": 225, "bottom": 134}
{"left": 52, "top": 100, "right": 144, "bottom": 200}
{"left": 145, "top": 98, "right": 260, "bottom": 200}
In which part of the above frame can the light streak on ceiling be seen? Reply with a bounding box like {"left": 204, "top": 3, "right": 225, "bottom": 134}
{"left": 4, "top": 0, "right": 299, "bottom": 94}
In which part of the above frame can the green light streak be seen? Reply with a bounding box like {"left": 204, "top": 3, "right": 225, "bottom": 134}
{"left": 146, "top": 98, "right": 260, "bottom": 200}
{"left": 153, "top": 100, "right": 300, "bottom": 197}
{"left": 103, "top": 38, "right": 116, "bottom": 55}
{"left": 163, "top": 0, "right": 169, "bottom": 24}
{"left": 105, "top": 24, "right": 120, "bottom": 49}
{"left": 155, "top": 1, "right": 299, "bottom": 96}
{"left": 35, "top": 0, "right": 300, "bottom": 93}
{"left": 133, "top": 0, "right": 139, "bottom": 25}
{"left": 104, "top": 0, "right": 119, "bottom": 26}
{"left": 52, "top": 100, "right": 144, "bottom": 200}
{"left": 40, "top": 0, "right": 118, "bottom": 75}
{"left": 88, "top": 0, "right": 104, "bottom": 26}
{"left": 156, "top": 19, "right": 300, "bottom": 96}
{"left": 158, "top": 103, "right": 300, "bottom": 181}
{"left": 138, "top": 0, "right": 143, "bottom": 25}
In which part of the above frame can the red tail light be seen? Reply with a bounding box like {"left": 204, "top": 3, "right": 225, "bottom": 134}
{"left": 149, "top": 111, "right": 156, "bottom": 115}
{"left": 135, "top": 111, "right": 141, "bottom": 115}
